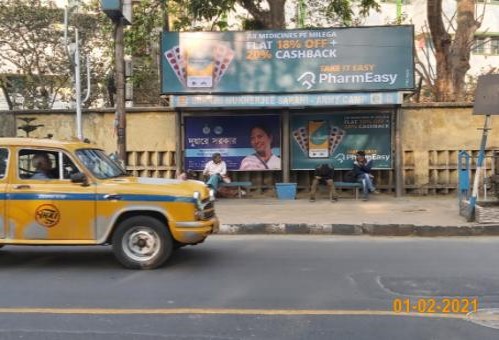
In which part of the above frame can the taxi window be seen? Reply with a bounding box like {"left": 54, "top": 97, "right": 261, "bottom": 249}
{"left": 18, "top": 149, "right": 81, "bottom": 180}
{"left": 0, "top": 148, "right": 8, "bottom": 179}
{"left": 61, "top": 153, "right": 80, "bottom": 180}
{"left": 18, "top": 150, "right": 58, "bottom": 180}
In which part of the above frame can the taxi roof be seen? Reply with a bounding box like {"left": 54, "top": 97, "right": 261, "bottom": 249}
{"left": 0, "top": 137, "right": 99, "bottom": 150}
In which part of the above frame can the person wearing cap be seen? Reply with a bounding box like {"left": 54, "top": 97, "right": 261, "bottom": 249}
{"left": 353, "top": 150, "right": 378, "bottom": 201}
{"left": 309, "top": 163, "right": 339, "bottom": 202}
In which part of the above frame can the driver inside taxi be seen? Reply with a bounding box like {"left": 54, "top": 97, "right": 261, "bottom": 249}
{"left": 31, "top": 153, "right": 55, "bottom": 180}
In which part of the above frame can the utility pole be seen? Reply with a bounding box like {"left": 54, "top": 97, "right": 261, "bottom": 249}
{"left": 115, "top": 18, "right": 126, "bottom": 163}
{"left": 101, "top": 0, "right": 131, "bottom": 164}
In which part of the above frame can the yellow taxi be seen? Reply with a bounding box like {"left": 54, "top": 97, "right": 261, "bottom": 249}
{"left": 0, "top": 138, "right": 218, "bottom": 269}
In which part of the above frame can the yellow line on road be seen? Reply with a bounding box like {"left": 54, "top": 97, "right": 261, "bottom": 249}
{"left": 0, "top": 308, "right": 471, "bottom": 319}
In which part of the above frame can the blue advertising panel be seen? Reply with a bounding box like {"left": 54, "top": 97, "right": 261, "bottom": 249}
{"left": 291, "top": 113, "right": 392, "bottom": 170}
{"left": 171, "top": 92, "right": 403, "bottom": 108}
{"left": 161, "top": 26, "right": 414, "bottom": 94}
{"left": 184, "top": 115, "right": 281, "bottom": 171}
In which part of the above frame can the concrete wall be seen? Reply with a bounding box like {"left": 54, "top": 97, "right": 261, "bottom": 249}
{"left": 401, "top": 103, "right": 496, "bottom": 195}
{"left": 2, "top": 104, "right": 496, "bottom": 195}
{"left": 6, "top": 108, "right": 178, "bottom": 178}
{"left": 8, "top": 108, "right": 176, "bottom": 153}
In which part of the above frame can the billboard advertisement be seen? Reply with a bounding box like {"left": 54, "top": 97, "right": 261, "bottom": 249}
{"left": 161, "top": 26, "right": 414, "bottom": 94}
{"left": 184, "top": 115, "right": 281, "bottom": 171}
{"left": 291, "top": 113, "right": 392, "bottom": 170}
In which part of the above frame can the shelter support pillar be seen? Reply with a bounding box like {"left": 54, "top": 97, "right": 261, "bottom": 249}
{"left": 175, "top": 110, "right": 183, "bottom": 176}
{"left": 282, "top": 110, "right": 290, "bottom": 183}
{"left": 395, "top": 106, "right": 403, "bottom": 197}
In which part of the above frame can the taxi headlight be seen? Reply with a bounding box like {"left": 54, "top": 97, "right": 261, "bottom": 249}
{"left": 193, "top": 191, "right": 202, "bottom": 209}
{"left": 193, "top": 191, "right": 200, "bottom": 201}
{"left": 209, "top": 188, "right": 215, "bottom": 201}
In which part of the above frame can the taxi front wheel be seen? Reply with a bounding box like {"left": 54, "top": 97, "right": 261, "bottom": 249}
{"left": 112, "top": 216, "right": 173, "bottom": 269}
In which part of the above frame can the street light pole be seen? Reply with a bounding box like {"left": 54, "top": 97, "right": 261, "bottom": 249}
{"left": 74, "top": 28, "right": 83, "bottom": 140}
{"left": 64, "top": 2, "right": 90, "bottom": 141}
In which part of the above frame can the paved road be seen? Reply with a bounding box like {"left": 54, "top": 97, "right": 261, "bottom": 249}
{"left": 1, "top": 236, "right": 499, "bottom": 339}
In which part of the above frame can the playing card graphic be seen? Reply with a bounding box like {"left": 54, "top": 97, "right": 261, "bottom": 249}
{"left": 164, "top": 46, "right": 187, "bottom": 86}
{"left": 293, "top": 123, "right": 346, "bottom": 157}
{"left": 164, "top": 43, "right": 234, "bottom": 88}
{"left": 213, "top": 44, "right": 235, "bottom": 84}
{"left": 292, "top": 126, "right": 309, "bottom": 156}
{"left": 328, "top": 125, "right": 346, "bottom": 155}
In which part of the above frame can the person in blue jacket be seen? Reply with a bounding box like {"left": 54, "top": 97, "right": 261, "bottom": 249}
{"left": 353, "top": 150, "right": 378, "bottom": 201}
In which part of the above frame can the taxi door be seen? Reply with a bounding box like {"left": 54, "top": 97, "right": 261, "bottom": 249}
{"left": 0, "top": 147, "right": 8, "bottom": 239}
{"left": 6, "top": 148, "right": 96, "bottom": 242}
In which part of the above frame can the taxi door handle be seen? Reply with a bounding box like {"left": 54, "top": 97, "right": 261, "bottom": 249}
{"left": 14, "top": 184, "right": 31, "bottom": 190}
{"left": 104, "top": 194, "right": 122, "bottom": 200}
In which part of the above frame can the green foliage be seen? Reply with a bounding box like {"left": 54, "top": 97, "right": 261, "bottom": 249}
{"left": 0, "top": 0, "right": 384, "bottom": 109}
{"left": 187, "top": 0, "right": 236, "bottom": 23}
{"left": 305, "top": 0, "right": 381, "bottom": 27}
{"left": 0, "top": 0, "right": 67, "bottom": 109}
{"left": 0, "top": 0, "right": 114, "bottom": 109}
{"left": 177, "top": 0, "right": 381, "bottom": 29}
{"left": 81, "top": 0, "right": 116, "bottom": 107}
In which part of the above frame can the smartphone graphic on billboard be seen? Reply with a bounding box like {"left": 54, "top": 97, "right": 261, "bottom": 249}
{"left": 308, "top": 120, "right": 329, "bottom": 158}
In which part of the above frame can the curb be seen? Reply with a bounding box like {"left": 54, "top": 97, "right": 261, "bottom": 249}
{"left": 217, "top": 223, "right": 499, "bottom": 237}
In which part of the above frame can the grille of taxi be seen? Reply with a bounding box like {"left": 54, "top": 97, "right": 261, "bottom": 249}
{"left": 200, "top": 199, "right": 215, "bottom": 220}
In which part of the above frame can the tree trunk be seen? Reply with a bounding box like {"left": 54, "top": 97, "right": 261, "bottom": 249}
{"left": 451, "top": 0, "right": 479, "bottom": 101}
{"left": 239, "top": 0, "right": 286, "bottom": 29}
{"left": 268, "top": 0, "right": 286, "bottom": 29}
{"left": 427, "top": 0, "right": 478, "bottom": 102}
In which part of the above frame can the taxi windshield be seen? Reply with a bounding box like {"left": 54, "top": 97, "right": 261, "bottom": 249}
{"left": 76, "top": 149, "right": 127, "bottom": 179}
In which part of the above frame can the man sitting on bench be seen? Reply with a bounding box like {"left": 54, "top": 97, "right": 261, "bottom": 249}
{"left": 202, "top": 153, "right": 229, "bottom": 193}
{"left": 353, "top": 150, "right": 379, "bottom": 201}
{"left": 310, "top": 163, "right": 339, "bottom": 203}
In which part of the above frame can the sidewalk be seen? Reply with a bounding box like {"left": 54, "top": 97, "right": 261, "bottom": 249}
{"left": 214, "top": 194, "right": 499, "bottom": 236}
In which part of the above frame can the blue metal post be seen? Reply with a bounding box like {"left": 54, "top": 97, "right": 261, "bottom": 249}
{"left": 458, "top": 150, "right": 470, "bottom": 201}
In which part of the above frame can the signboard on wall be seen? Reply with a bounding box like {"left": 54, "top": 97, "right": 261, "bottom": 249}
{"left": 184, "top": 115, "right": 281, "bottom": 171}
{"left": 473, "top": 74, "right": 499, "bottom": 115}
{"left": 171, "top": 92, "right": 403, "bottom": 108}
{"left": 291, "top": 113, "right": 392, "bottom": 170}
{"left": 161, "top": 26, "right": 414, "bottom": 94}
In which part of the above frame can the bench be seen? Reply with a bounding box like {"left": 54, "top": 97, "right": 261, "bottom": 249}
{"left": 220, "top": 181, "right": 252, "bottom": 198}
{"left": 334, "top": 181, "right": 362, "bottom": 200}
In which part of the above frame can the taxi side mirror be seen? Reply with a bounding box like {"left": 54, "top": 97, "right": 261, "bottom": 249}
{"left": 70, "top": 172, "right": 89, "bottom": 186}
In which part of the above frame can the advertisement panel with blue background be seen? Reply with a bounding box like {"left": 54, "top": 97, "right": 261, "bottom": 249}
{"left": 184, "top": 115, "right": 281, "bottom": 171}
{"left": 291, "top": 113, "right": 392, "bottom": 170}
{"left": 161, "top": 26, "right": 414, "bottom": 94}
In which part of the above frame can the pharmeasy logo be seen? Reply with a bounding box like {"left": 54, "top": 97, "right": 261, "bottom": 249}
{"left": 334, "top": 153, "right": 346, "bottom": 163}
{"left": 319, "top": 72, "right": 398, "bottom": 85}
{"left": 297, "top": 72, "right": 317, "bottom": 89}
{"left": 297, "top": 71, "right": 399, "bottom": 89}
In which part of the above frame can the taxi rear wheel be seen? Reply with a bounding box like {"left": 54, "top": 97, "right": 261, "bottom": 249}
{"left": 112, "top": 216, "right": 172, "bottom": 269}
